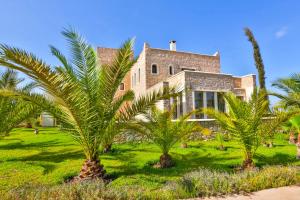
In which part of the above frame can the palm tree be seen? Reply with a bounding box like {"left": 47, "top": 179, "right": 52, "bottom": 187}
{"left": 244, "top": 28, "right": 269, "bottom": 107}
{"left": 101, "top": 121, "right": 124, "bottom": 153}
{"left": 131, "top": 106, "right": 203, "bottom": 168}
{"left": 289, "top": 116, "right": 300, "bottom": 144}
{"left": 0, "top": 69, "right": 39, "bottom": 136}
{"left": 272, "top": 73, "right": 300, "bottom": 147}
{"left": 282, "top": 115, "right": 300, "bottom": 144}
{"left": 0, "top": 28, "right": 173, "bottom": 180}
{"left": 203, "top": 90, "right": 292, "bottom": 169}
{"left": 272, "top": 73, "right": 300, "bottom": 108}
{"left": 244, "top": 28, "right": 266, "bottom": 90}
{"left": 285, "top": 116, "right": 300, "bottom": 159}
{"left": 215, "top": 132, "right": 225, "bottom": 150}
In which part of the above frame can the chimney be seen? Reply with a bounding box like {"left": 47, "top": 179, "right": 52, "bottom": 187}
{"left": 169, "top": 40, "right": 176, "bottom": 51}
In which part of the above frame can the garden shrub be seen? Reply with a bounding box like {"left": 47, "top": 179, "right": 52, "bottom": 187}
{"left": 162, "top": 166, "right": 298, "bottom": 198}
{"left": 1, "top": 166, "right": 297, "bottom": 200}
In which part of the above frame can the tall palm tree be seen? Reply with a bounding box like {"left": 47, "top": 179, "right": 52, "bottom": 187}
{"left": 0, "top": 69, "right": 39, "bottom": 136}
{"left": 244, "top": 28, "right": 266, "bottom": 90}
{"left": 244, "top": 28, "right": 269, "bottom": 107}
{"left": 130, "top": 106, "right": 203, "bottom": 168}
{"left": 0, "top": 29, "right": 173, "bottom": 180}
{"left": 203, "top": 90, "right": 292, "bottom": 169}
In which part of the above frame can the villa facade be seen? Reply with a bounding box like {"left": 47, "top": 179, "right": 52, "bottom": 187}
{"left": 97, "top": 41, "right": 256, "bottom": 120}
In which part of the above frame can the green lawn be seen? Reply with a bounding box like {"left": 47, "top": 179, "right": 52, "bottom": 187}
{"left": 0, "top": 128, "right": 299, "bottom": 192}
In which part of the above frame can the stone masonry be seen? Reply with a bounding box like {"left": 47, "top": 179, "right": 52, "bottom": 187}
{"left": 97, "top": 41, "right": 256, "bottom": 119}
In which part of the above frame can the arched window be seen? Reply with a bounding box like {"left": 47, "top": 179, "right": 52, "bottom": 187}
{"left": 169, "top": 65, "right": 174, "bottom": 75}
{"left": 151, "top": 64, "right": 158, "bottom": 74}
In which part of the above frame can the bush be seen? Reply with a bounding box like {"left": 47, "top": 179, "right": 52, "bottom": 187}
{"left": 1, "top": 166, "right": 297, "bottom": 200}
{"left": 162, "top": 166, "right": 298, "bottom": 198}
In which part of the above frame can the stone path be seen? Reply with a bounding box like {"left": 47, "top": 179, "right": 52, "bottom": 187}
{"left": 189, "top": 185, "right": 300, "bottom": 200}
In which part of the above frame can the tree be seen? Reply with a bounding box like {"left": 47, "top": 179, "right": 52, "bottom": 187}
{"left": 244, "top": 28, "right": 269, "bottom": 107}
{"left": 289, "top": 116, "right": 300, "bottom": 144}
{"left": 272, "top": 73, "right": 300, "bottom": 146}
{"left": 203, "top": 90, "right": 292, "bottom": 169}
{"left": 0, "top": 69, "right": 39, "bottom": 135}
{"left": 130, "top": 106, "right": 202, "bottom": 168}
{"left": 272, "top": 73, "right": 300, "bottom": 108}
{"left": 0, "top": 28, "right": 173, "bottom": 181}
{"left": 244, "top": 28, "right": 266, "bottom": 90}
{"left": 215, "top": 132, "right": 225, "bottom": 151}
{"left": 282, "top": 115, "right": 300, "bottom": 144}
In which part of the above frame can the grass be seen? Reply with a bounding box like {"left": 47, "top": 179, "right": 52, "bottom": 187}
{"left": 0, "top": 128, "right": 299, "bottom": 193}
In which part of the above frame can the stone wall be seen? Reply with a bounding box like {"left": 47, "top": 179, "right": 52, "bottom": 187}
{"left": 240, "top": 74, "right": 256, "bottom": 101}
{"left": 97, "top": 47, "right": 132, "bottom": 98}
{"left": 233, "top": 77, "right": 242, "bottom": 88}
{"left": 184, "top": 71, "right": 235, "bottom": 114}
{"left": 145, "top": 47, "right": 220, "bottom": 88}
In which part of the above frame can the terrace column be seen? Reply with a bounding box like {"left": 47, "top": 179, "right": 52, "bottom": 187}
{"left": 203, "top": 92, "right": 207, "bottom": 119}
{"left": 176, "top": 96, "right": 180, "bottom": 118}
{"left": 182, "top": 90, "right": 187, "bottom": 114}
{"left": 214, "top": 92, "right": 218, "bottom": 111}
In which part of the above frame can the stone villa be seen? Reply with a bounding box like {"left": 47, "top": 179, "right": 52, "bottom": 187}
{"left": 98, "top": 41, "right": 256, "bottom": 120}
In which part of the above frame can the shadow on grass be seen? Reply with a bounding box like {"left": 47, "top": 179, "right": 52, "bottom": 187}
{"left": 38, "top": 163, "right": 57, "bottom": 174}
{"left": 7, "top": 149, "right": 84, "bottom": 163}
{"left": 0, "top": 140, "right": 74, "bottom": 150}
{"left": 108, "top": 150, "right": 241, "bottom": 180}
{"left": 255, "top": 152, "right": 298, "bottom": 167}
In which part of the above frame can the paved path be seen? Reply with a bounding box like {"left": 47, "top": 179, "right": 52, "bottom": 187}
{"left": 189, "top": 185, "right": 300, "bottom": 200}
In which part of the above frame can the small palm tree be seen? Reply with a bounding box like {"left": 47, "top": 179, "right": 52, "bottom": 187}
{"left": 131, "top": 106, "right": 202, "bottom": 168}
{"left": 0, "top": 69, "right": 39, "bottom": 136}
{"left": 272, "top": 73, "right": 300, "bottom": 108}
{"left": 289, "top": 116, "right": 300, "bottom": 144}
{"left": 282, "top": 115, "right": 300, "bottom": 144}
{"left": 203, "top": 90, "right": 292, "bottom": 169}
{"left": 215, "top": 132, "right": 225, "bottom": 150}
{"left": 0, "top": 28, "right": 173, "bottom": 180}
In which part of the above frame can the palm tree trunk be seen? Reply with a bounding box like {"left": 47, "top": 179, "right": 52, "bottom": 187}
{"left": 219, "top": 144, "right": 225, "bottom": 151}
{"left": 159, "top": 153, "right": 174, "bottom": 168}
{"left": 181, "top": 143, "right": 188, "bottom": 148}
{"left": 25, "top": 122, "right": 32, "bottom": 128}
{"left": 242, "top": 152, "right": 254, "bottom": 169}
{"left": 103, "top": 143, "right": 112, "bottom": 153}
{"left": 268, "top": 141, "right": 273, "bottom": 148}
{"left": 296, "top": 143, "right": 300, "bottom": 159}
{"left": 76, "top": 159, "right": 106, "bottom": 181}
{"left": 289, "top": 132, "right": 295, "bottom": 144}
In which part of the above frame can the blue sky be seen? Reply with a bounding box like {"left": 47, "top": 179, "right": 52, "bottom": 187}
{"left": 1, "top": 0, "right": 300, "bottom": 104}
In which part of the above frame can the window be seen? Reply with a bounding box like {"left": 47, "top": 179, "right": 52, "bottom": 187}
{"left": 194, "top": 91, "right": 204, "bottom": 119}
{"left": 206, "top": 92, "right": 215, "bottom": 108}
{"left": 134, "top": 73, "right": 136, "bottom": 85}
{"left": 217, "top": 93, "right": 225, "bottom": 112}
{"left": 151, "top": 64, "right": 158, "bottom": 74}
{"left": 169, "top": 66, "right": 173, "bottom": 75}
{"left": 119, "top": 83, "right": 125, "bottom": 91}
{"left": 138, "top": 68, "right": 140, "bottom": 83}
